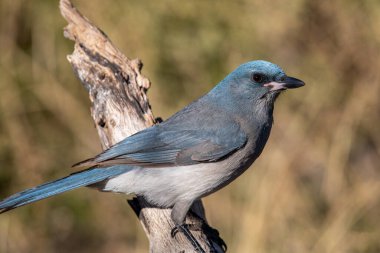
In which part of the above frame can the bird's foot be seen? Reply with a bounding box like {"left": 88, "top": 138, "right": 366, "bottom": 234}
{"left": 187, "top": 210, "right": 227, "bottom": 252}
{"left": 171, "top": 224, "right": 206, "bottom": 253}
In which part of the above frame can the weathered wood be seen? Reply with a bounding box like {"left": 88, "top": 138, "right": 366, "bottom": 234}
{"left": 59, "top": 0, "right": 226, "bottom": 252}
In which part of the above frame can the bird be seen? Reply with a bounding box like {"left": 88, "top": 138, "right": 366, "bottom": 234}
{"left": 0, "top": 60, "right": 304, "bottom": 252}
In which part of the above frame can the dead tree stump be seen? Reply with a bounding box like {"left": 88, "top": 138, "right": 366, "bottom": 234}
{"left": 59, "top": 0, "right": 226, "bottom": 252}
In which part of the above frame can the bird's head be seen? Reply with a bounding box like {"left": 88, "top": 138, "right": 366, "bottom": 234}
{"left": 216, "top": 60, "right": 305, "bottom": 104}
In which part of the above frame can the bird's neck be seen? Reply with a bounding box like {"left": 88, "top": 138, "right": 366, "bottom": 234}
{"left": 209, "top": 84, "right": 275, "bottom": 125}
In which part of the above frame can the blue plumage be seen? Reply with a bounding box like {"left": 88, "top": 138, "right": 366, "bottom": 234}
{"left": 0, "top": 166, "right": 131, "bottom": 213}
{"left": 75, "top": 118, "right": 247, "bottom": 167}
{"left": 0, "top": 60, "right": 304, "bottom": 252}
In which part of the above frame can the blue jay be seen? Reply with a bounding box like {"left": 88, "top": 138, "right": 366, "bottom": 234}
{"left": 0, "top": 60, "right": 304, "bottom": 252}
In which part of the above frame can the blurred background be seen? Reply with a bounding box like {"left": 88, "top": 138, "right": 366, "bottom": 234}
{"left": 0, "top": 0, "right": 379, "bottom": 252}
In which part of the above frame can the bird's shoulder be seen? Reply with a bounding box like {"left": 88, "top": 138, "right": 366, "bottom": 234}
{"left": 73, "top": 98, "right": 248, "bottom": 168}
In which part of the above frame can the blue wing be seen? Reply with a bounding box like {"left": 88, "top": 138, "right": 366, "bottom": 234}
{"left": 74, "top": 118, "right": 247, "bottom": 168}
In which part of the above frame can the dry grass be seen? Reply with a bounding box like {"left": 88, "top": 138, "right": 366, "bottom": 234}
{"left": 0, "top": 0, "right": 379, "bottom": 252}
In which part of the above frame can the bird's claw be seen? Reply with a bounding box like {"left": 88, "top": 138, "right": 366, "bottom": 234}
{"left": 170, "top": 225, "right": 179, "bottom": 238}
{"left": 171, "top": 223, "right": 202, "bottom": 238}
{"left": 171, "top": 224, "right": 206, "bottom": 253}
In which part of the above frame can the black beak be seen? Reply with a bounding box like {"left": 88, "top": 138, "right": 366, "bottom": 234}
{"left": 281, "top": 76, "right": 305, "bottom": 89}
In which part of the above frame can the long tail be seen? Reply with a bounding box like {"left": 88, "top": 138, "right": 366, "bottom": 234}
{"left": 0, "top": 166, "right": 131, "bottom": 213}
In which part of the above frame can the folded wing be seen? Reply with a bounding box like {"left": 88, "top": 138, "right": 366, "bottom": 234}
{"left": 74, "top": 122, "right": 247, "bottom": 168}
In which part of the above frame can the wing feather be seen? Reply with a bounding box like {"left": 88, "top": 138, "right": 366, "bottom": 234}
{"left": 74, "top": 117, "right": 247, "bottom": 168}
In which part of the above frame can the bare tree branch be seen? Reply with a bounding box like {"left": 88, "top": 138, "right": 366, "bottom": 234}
{"left": 59, "top": 0, "right": 225, "bottom": 252}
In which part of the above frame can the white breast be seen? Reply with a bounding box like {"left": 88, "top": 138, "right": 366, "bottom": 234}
{"left": 103, "top": 158, "right": 245, "bottom": 208}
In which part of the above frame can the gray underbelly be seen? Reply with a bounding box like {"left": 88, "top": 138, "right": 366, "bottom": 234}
{"left": 103, "top": 150, "right": 253, "bottom": 208}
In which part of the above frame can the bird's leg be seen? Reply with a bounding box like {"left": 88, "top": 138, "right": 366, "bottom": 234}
{"left": 173, "top": 210, "right": 226, "bottom": 252}
{"left": 173, "top": 223, "right": 225, "bottom": 253}
{"left": 171, "top": 224, "right": 206, "bottom": 253}
{"left": 171, "top": 201, "right": 206, "bottom": 253}
{"left": 187, "top": 209, "right": 227, "bottom": 252}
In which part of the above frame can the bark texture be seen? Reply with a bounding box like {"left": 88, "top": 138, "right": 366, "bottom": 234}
{"left": 59, "top": 0, "right": 225, "bottom": 252}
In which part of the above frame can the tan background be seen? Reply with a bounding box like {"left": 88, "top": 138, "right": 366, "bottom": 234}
{"left": 0, "top": 0, "right": 379, "bottom": 252}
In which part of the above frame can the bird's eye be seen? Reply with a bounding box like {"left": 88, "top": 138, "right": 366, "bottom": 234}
{"left": 252, "top": 73, "right": 263, "bottom": 83}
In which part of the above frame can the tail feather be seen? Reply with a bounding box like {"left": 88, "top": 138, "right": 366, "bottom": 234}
{"left": 0, "top": 166, "right": 130, "bottom": 213}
